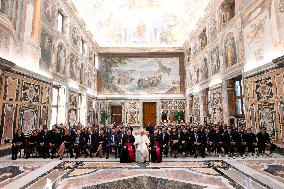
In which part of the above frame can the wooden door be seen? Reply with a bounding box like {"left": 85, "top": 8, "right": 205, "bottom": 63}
{"left": 143, "top": 102, "right": 157, "bottom": 126}
{"left": 111, "top": 106, "right": 122, "bottom": 125}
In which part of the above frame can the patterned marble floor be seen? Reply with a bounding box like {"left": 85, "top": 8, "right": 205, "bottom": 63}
{"left": 0, "top": 155, "right": 283, "bottom": 189}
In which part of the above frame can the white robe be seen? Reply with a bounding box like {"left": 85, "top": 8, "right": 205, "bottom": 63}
{"left": 134, "top": 135, "right": 150, "bottom": 162}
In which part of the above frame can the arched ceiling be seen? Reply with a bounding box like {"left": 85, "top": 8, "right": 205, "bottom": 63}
{"left": 72, "top": 0, "right": 211, "bottom": 47}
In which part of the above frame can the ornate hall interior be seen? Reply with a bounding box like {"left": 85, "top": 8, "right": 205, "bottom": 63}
{"left": 0, "top": 0, "right": 284, "bottom": 188}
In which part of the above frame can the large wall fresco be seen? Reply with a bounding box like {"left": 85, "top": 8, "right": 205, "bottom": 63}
{"left": 0, "top": 72, "right": 52, "bottom": 141}
{"left": 38, "top": 0, "right": 98, "bottom": 91}
{"left": 101, "top": 57, "right": 182, "bottom": 95}
{"left": 245, "top": 68, "right": 284, "bottom": 142}
{"left": 243, "top": 0, "right": 274, "bottom": 71}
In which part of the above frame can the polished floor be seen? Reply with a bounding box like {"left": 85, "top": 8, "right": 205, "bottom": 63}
{"left": 0, "top": 154, "right": 283, "bottom": 189}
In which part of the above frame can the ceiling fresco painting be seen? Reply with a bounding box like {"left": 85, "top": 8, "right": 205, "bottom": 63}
{"left": 72, "top": 0, "right": 210, "bottom": 47}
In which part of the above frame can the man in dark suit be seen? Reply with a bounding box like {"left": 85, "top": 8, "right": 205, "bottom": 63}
{"left": 25, "top": 130, "right": 39, "bottom": 159}
{"left": 179, "top": 128, "right": 190, "bottom": 156}
{"left": 73, "top": 130, "right": 88, "bottom": 159}
{"left": 211, "top": 127, "right": 223, "bottom": 157}
{"left": 161, "top": 129, "right": 170, "bottom": 157}
{"left": 11, "top": 129, "right": 26, "bottom": 160}
{"left": 39, "top": 127, "right": 51, "bottom": 159}
{"left": 234, "top": 127, "right": 245, "bottom": 158}
{"left": 86, "top": 128, "right": 98, "bottom": 158}
{"left": 257, "top": 127, "right": 276, "bottom": 155}
{"left": 190, "top": 127, "right": 205, "bottom": 158}
{"left": 223, "top": 127, "right": 235, "bottom": 158}
{"left": 117, "top": 128, "right": 126, "bottom": 158}
{"left": 106, "top": 128, "right": 119, "bottom": 159}
{"left": 244, "top": 128, "right": 257, "bottom": 156}
{"left": 50, "top": 127, "right": 62, "bottom": 159}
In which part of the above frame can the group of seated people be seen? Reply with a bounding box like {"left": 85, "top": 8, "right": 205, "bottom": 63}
{"left": 11, "top": 122, "right": 277, "bottom": 162}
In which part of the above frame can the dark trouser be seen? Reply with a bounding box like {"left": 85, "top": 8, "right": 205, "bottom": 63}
{"left": 236, "top": 143, "right": 245, "bottom": 156}
{"left": 25, "top": 143, "right": 38, "bottom": 157}
{"left": 162, "top": 144, "right": 169, "bottom": 156}
{"left": 224, "top": 143, "right": 235, "bottom": 155}
{"left": 74, "top": 144, "right": 88, "bottom": 157}
{"left": 206, "top": 143, "right": 213, "bottom": 153}
{"left": 88, "top": 144, "right": 97, "bottom": 156}
{"left": 192, "top": 144, "right": 206, "bottom": 157}
{"left": 247, "top": 143, "right": 256, "bottom": 154}
{"left": 50, "top": 144, "right": 60, "bottom": 157}
{"left": 65, "top": 144, "right": 74, "bottom": 157}
{"left": 39, "top": 143, "right": 50, "bottom": 158}
{"left": 181, "top": 142, "right": 189, "bottom": 155}
{"left": 118, "top": 144, "right": 122, "bottom": 157}
{"left": 106, "top": 145, "right": 118, "bottom": 157}
{"left": 212, "top": 143, "right": 223, "bottom": 154}
{"left": 12, "top": 144, "right": 24, "bottom": 158}
{"left": 258, "top": 144, "right": 266, "bottom": 154}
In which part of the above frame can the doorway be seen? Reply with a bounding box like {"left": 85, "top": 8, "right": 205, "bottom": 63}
{"left": 111, "top": 106, "right": 122, "bottom": 125}
{"left": 143, "top": 102, "right": 157, "bottom": 126}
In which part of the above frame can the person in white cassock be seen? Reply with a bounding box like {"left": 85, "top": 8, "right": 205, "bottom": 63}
{"left": 134, "top": 129, "right": 150, "bottom": 163}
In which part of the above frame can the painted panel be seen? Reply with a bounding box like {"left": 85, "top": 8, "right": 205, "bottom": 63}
{"left": 21, "top": 81, "right": 40, "bottom": 103}
{"left": 39, "top": 106, "right": 48, "bottom": 129}
{"left": 126, "top": 101, "right": 140, "bottom": 124}
{"left": 1, "top": 104, "right": 17, "bottom": 140}
{"left": 3, "top": 76, "right": 19, "bottom": 101}
{"left": 19, "top": 105, "right": 39, "bottom": 134}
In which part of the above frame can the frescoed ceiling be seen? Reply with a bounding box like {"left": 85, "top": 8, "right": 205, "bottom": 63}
{"left": 72, "top": 0, "right": 211, "bottom": 47}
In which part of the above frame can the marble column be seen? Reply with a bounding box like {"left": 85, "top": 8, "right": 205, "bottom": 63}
{"left": 199, "top": 92, "right": 204, "bottom": 125}
{"left": 222, "top": 81, "right": 229, "bottom": 125}
{"left": 31, "top": 0, "right": 41, "bottom": 39}
{"left": 186, "top": 94, "right": 193, "bottom": 123}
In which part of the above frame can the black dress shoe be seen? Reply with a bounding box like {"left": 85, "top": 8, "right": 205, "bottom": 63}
{"left": 106, "top": 156, "right": 109, "bottom": 159}
{"left": 60, "top": 156, "right": 63, "bottom": 160}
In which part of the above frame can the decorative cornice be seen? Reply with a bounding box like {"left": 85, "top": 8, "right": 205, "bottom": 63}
{"left": 272, "top": 55, "right": 284, "bottom": 66}
{"left": 0, "top": 57, "right": 16, "bottom": 71}
{"left": 244, "top": 61, "right": 279, "bottom": 80}
{"left": 0, "top": 57, "right": 53, "bottom": 84}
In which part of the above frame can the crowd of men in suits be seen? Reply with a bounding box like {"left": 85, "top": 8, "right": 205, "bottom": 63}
{"left": 11, "top": 122, "right": 277, "bottom": 161}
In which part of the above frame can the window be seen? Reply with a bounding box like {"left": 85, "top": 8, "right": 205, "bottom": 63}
{"left": 95, "top": 54, "right": 99, "bottom": 69}
{"left": 50, "top": 87, "right": 59, "bottom": 128}
{"left": 57, "top": 11, "right": 64, "bottom": 33}
{"left": 81, "top": 39, "right": 87, "bottom": 55}
{"left": 234, "top": 79, "right": 244, "bottom": 116}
